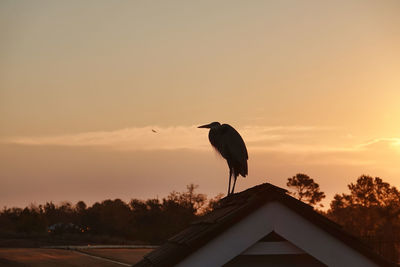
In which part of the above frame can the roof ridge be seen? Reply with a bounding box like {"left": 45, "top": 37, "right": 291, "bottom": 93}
{"left": 134, "top": 182, "right": 395, "bottom": 267}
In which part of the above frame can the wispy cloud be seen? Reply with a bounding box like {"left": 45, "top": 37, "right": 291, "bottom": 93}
{"left": 3, "top": 126, "right": 400, "bottom": 158}
{"left": 2, "top": 125, "right": 326, "bottom": 151}
{"left": 357, "top": 138, "right": 400, "bottom": 149}
{"left": 2, "top": 126, "right": 207, "bottom": 151}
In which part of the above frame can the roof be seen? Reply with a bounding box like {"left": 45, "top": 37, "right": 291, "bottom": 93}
{"left": 133, "top": 183, "right": 395, "bottom": 267}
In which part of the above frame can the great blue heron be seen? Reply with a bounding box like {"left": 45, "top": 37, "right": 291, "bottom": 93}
{"left": 198, "top": 122, "right": 248, "bottom": 195}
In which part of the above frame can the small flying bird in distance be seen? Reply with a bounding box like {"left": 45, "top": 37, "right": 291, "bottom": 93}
{"left": 152, "top": 129, "right": 157, "bottom": 133}
{"left": 198, "top": 122, "right": 248, "bottom": 196}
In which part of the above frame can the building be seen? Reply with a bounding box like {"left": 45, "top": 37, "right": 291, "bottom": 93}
{"left": 134, "top": 183, "right": 395, "bottom": 267}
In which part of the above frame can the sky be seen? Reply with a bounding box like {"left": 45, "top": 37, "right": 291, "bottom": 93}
{"left": 1, "top": 0, "right": 400, "bottom": 208}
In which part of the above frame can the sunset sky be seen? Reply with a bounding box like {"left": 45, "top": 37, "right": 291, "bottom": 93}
{"left": 1, "top": 0, "right": 400, "bottom": 208}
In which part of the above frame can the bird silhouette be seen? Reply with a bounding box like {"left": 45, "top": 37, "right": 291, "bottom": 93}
{"left": 198, "top": 122, "right": 248, "bottom": 195}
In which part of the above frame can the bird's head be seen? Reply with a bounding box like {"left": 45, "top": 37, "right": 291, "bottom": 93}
{"left": 198, "top": 122, "right": 221, "bottom": 129}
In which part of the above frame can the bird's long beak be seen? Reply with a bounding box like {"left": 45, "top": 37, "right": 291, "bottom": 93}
{"left": 198, "top": 123, "right": 211, "bottom": 129}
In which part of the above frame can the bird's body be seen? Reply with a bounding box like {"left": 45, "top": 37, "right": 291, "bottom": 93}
{"left": 198, "top": 122, "right": 248, "bottom": 195}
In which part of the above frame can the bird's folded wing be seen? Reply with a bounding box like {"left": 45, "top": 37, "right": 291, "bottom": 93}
{"left": 220, "top": 124, "right": 248, "bottom": 162}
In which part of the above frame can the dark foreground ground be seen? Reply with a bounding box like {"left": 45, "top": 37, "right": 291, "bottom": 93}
{"left": 0, "top": 248, "right": 153, "bottom": 266}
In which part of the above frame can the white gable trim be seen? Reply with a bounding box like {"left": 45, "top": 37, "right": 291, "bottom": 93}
{"left": 176, "top": 201, "right": 379, "bottom": 267}
{"left": 241, "top": 241, "right": 305, "bottom": 255}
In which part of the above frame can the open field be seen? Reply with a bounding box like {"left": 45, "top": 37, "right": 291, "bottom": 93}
{"left": 0, "top": 248, "right": 153, "bottom": 267}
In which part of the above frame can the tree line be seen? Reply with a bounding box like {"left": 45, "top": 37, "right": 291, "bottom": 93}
{"left": 0, "top": 184, "right": 221, "bottom": 244}
{"left": 1, "top": 175, "right": 399, "bottom": 262}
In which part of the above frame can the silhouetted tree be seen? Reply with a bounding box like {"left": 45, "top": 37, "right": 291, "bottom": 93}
{"left": 202, "top": 193, "right": 225, "bottom": 214}
{"left": 328, "top": 175, "right": 400, "bottom": 262}
{"left": 75, "top": 201, "right": 87, "bottom": 214}
{"left": 166, "top": 184, "right": 207, "bottom": 214}
{"left": 286, "top": 173, "right": 325, "bottom": 207}
{"left": 13, "top": 205, "right": 46, "bottom": 234}
{"left": 85, "top": 199, "right": 132, "bottom": 236}
{"left": 129, "top": 184, "right": 209, "bottom": 243}
{"left": 74, "top": 201, "right": 87, "bottom": 230}
{"left": 129, "top": 198, "right": 163, "bottom": 242}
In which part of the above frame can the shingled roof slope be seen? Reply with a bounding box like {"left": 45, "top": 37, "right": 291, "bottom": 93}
{"left": 133, "top": 183, "right": 395, "bottom": 267}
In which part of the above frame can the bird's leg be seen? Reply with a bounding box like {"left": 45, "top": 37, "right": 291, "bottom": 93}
{"left": 228, "top": 169, "right": 232, "bottom": 196}
{"left": 231, "top": 175, "right": 237, "bottom": 195}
